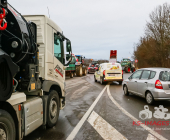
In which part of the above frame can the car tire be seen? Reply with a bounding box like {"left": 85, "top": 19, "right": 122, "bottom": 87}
{"left": 100, "top": 77, "right": 104, "bottom": 85}
{"left": 123, "top": 85, "right": 129, "bottom": 96}
{"left": 94, "top": 76, "right": 97, "bottom": 82}
{"left": 70, "top": 72, "right": 73, "bottom": 78}
{"left": 0, "top": 109, "right": 16, "bottom": 140}
{"left": 146, "top": 92, "right": 154, "bottom": 105}
{"left": 119, "top": 81, "right": 122, "bottom": 85}
{"left": 47, "top": 90, "right": 60, "bottom": 128}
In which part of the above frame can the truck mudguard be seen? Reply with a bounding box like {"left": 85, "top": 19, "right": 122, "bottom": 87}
{"left": 42, "top": 80, "right": 60, "bottom": 92}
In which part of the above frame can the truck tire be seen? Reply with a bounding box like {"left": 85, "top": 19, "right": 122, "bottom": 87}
{"left": 70, "top": 72, "right": 73, "bottom": 78}
{"left": 0, "top": 109, "right": 16, "bottom": 140}
{"left": 76, "top": 66, "right": 82, "bottom": 77}
{"left": 83, "top": 68, "right": 87, "bottom": 76}
{"left": 125, "top": 67, "right": 130, "bottom": 73}
{"left": 47, "top": 90, "right": 60, "bottom": 128}
{"left": 131, "top": 67, "right": 135, "bottom": 73}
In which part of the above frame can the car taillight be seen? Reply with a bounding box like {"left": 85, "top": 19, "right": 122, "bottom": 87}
{"left": 103, "top": 70, "right": 105, "bottom": 75}
{"left": 95, "top": 67, "right": 98, "bottom": 69}
{"left": 155, "top": 80, "right": 163, "bottom": 89}
{"left": 128, "top": 67, "right": 130, "bottom": 72}
{"left": 122, "top": 70, "right": 123, "bottom": 75}
{"left": 88, "top": 67, "right": 90, "bottom": 69}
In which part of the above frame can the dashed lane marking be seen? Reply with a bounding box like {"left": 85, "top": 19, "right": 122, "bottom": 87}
{"left": 88, "top": 111, "right": 128, "bottom": 140}
{"left": 107, "top": 85, "right": 167, "bottom": 140}
{"left": 66, "top": 86, "right": 107, "bottom": 140}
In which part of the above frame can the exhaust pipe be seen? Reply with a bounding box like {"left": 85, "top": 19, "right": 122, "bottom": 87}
{"left": 0, "top": 49, "right": 18, "bottom": 101}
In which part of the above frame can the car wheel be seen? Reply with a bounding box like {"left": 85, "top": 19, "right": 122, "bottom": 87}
{"left": 123, "top": 85, "right": 129, "bottom": 96}
{"left": 146, "top": 92, "right": 154, "bottom": 105}
{"left": 47, "top": 90, "right": 60, "bottom": 128}
{"left": 94, "top": 76, "right": 97, "bottom": 82}
{"left": 119, "top": 81, "right": 122, "bottom": 85}
{"left": 100, "top": 77, "right": 104, "bottom": 85}
{"left": 0, "top": 109, "right": 16, "bottom": 140}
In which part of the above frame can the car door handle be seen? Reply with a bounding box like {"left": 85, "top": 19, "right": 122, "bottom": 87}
{"left": 145, "top": 82, "right": 148, "bottom": 84}
{"left": 135, "top": 81, "right": 137, "bottom": 82}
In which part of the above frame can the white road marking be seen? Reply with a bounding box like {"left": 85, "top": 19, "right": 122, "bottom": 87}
{"left": 88, "top": 111, "right": 128, "bottom": 140}
{"left": 66, "top": 86, "right": 107, "bottom": 140}
{"left": 146, "top": 134, "right": 158, "bottom": 140}
{"left": 107, "top": 85, "right": 167, "bottom": 140}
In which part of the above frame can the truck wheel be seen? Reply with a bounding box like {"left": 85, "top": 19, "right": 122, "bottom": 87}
{"left": 83, "top": 69, "right": 87, "bottom": 76}
{"left": 76, "top": 66, "right": 82, "bottom": 77}
{"left": 0, "top": 109, "right": 16, "bottom": 140}
{"left": 47, "top": 90, "right": 60, "bottom": 128}
{"left": 70, "top": 72, "right": 73, "bottom": 78}
{"left": 125, "top": 67, "right": 130, "bottom": 73}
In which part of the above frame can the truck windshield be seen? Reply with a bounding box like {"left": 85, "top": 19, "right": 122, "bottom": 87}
{"left": 159, "top": 71, "right": 170, "bottom": 81}
{"left": 70, "top": 56, "right": 76, "bottom": 64}
{"left": 77, "top": 56, "right": 81, "bottom": 62}
{"left": 122, "top": 59, "right": 130, "bottom": 62}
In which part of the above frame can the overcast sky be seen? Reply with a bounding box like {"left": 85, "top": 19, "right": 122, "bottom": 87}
{"left": 9, "top": 0, "right": 168, "bottom": 61}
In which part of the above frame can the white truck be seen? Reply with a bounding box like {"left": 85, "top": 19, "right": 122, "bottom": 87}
{"left": 0, "top": 2, "right": 72, "bottom": 140}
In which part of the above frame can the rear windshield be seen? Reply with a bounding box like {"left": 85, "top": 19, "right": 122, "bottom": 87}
{"left": 159, "top": 71, "right": 170, "bottom": 81}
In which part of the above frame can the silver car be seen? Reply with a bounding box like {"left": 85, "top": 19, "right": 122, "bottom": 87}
{"left": 123, "top": 68, "right": 170, "bottom": 104}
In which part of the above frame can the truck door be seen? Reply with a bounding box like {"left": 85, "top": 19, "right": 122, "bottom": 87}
{"left": 53, "top": 31, "right": 65, "bottom": 87}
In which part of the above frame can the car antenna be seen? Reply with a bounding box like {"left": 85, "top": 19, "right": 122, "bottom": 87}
{"left": 47, "top": 7, "right": 50, "bottom": 18}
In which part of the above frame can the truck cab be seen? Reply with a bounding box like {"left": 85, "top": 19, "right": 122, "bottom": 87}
{"left": 0, "top": 10, "right": 72, "bottom": 140}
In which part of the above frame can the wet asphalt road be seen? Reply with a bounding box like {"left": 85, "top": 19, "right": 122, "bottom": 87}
{"left": 24, "top": 73, "right": 170, "bottom": 140}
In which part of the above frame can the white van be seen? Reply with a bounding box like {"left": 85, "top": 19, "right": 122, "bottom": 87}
{"left": 94, "top": 63, "right": 123, "bottom": 85}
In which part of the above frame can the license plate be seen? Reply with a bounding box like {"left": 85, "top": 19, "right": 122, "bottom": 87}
{"left": 109, "top": 74, "right": 115, "bottom": 76}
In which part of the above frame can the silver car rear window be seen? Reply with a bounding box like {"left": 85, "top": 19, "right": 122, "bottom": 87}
{"left": 159, "top": 71, "right": 170, "bottom": 81}
{"left": 149, "top": 71, "right": 156, "bottom": 79}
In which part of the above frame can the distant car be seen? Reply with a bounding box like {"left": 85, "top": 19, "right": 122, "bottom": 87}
{"left": 88, "top": 64, "right": 98, "bottom": 74}
{"left": 94, "top": 63, "right": 123, "bottom": 85}
{"left": 123, "top": 68, "right": 170, "bottom": 104}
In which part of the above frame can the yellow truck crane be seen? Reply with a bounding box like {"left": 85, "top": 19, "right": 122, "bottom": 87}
{"left": 0, "top": 1, "right": 72, "bottom": 140}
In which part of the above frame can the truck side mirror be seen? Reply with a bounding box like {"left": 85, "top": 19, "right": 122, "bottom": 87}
{"left": 66, "top": 40, "right": 71, "bottom": 52}
{"left": 66, "top": 54, "right": 71, "bottom": 61}
{"left": 65, "top": 40, "right": 72, "bottom": 66}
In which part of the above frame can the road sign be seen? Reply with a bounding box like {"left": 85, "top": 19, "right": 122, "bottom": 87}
{"left": 110, "top": 50, "right": 117, "bottom": 59}
{"left": 135, "top": 60, "right": 138, "bottom": 63}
